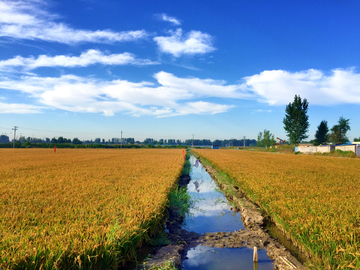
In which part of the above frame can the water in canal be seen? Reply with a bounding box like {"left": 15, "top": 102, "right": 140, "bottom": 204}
{"left": 182, "top": 156, "right": 274, "bottom": 270}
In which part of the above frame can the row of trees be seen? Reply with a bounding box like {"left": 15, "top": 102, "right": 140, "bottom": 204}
{"left": 314, "top": 117, "right": 351, "bottom": 145}
{"left": 256, "top": 95, "right": 355, "bottom": 148}
{"left": 257, "top": 130, "right": 275, "bottom": 148}
{"left": 255, "top": 95, "right": 308, "bottom": 148}
{"left": 50, "top": 137, "right": 81, "bottom": 144}
{"left": 143, "top": 138, "right": 256, "bottom": 147}
{"left": 283, "top": 95, "right": 353, "bottom": 145}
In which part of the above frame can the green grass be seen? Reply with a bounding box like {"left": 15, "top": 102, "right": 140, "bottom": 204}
{"left": 168, "top": 186, "right": 191, "bottom": 218}
{"left": 313, "top": 149, "right": 357, "bottom": 158}
{"left": 181, "top": 152, "right": 191, "bottom": 175}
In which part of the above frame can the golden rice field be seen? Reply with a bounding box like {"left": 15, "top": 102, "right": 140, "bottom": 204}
{"left": 193, "top": 149, "right": 360, "bottom": 270}
{"left": 0, "top": 148, "right": 185, "bottom": 269}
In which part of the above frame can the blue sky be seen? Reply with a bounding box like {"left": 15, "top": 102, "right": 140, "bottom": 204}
{"left": 0, "top": 0, "right": 359, "bottom": 142}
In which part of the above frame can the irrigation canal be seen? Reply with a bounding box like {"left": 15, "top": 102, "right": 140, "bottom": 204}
{"left": 181, "top": 156, "right": 273, "bottom": 270}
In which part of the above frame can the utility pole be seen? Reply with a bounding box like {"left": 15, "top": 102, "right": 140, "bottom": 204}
{"left": 12, "top": 126, "right": 18, "bottom": 148}
{"left": 121, "top": 131, "right": 123, "bottom": 148}
{"left": 243, "top": 136, "right": 246, "bottom": 147}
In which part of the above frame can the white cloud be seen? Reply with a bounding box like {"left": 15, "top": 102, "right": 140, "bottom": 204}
{"left": 2, "top": 68, "right": 359, "bottom": 117}
{"left": 154, "top": 71, "right": 252, "bottom": 99}
{"left": 177, "top": 101, "right": 233, "bottom": 116}
{"left": 243, "top": 68, "right": 360, "bottom": 106}
{"left": 0, "top": 102, "right": 43, "bottom": 113}
{"left": 154, "top": 29, "right": 215, "bottom": 57}
{"left": 0, "top": 0, "right": 147, "bottom": 44}
{"left": 253, "top": 109, "right": 272, "bottom": 113}
{"left": 0, "top": 50, "right": 159, "bottom": 71}
{"left": 0, "top": 72, "right": 244, "bottom": 116}
{"left": 160, "top": 14, "right": 181, "bottom": 25}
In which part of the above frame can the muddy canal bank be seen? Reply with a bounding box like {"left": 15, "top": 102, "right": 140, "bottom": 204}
{"left": 140, "top": 156, "right": 306, "bottom": 270}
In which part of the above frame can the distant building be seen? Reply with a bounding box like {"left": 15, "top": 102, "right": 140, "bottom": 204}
{"left": 0, "top": 135, "right": 9, "bottom": 143}
{"left": 212, "top": 145, "right": 219, "bottom": 149}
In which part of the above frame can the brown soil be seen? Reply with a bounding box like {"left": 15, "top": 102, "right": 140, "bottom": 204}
{"left": 139, "top": 167, "right": 308, "bottom": 270}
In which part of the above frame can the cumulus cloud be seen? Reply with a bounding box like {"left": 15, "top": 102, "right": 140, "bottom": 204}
{"left": 154, "top": 71, "right": 252, "bottom": 99}
{"left": 178, "top": 101, "right": 232, "bottom": 115}
{"left": 0, "top": 72, "right": 245, "bottom": 116}
{"left": 159, "top": 13, "right": 181, "bottom": 25}
{"left": 0, "top": 50, "right": 159, "bottom": 71}
{"left": 243, "top": 68, "right": 360, "bottom": 105}
{"left": 0, "top": 0, "right": 147, "bottom": 44}
{"left": 0, "top": 102, "right": 43, "bottom": 113}
{"left": 154, "top": 29, "right": 215, "bottom": 57}
{"left": 252, "top": 109, "right": 272, "bottom": 113}
{"left": 2, "top": 67, "right": 359, "bottom": 116}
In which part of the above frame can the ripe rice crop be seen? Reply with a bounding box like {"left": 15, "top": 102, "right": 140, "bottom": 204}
{"left": 193, "top": 149, "right": 360, "bottom": 269}
{"left": 0, "top": 149, "right": 184, "bottom": 269}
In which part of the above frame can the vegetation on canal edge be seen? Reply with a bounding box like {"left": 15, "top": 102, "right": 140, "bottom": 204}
{"left": 145, "top": 260, "right": 177, "bottom": 270}
{"left": 0, "top": 149, "right": 186, "bottom": 269}
{"left": 181, "top": 151, "right": 191, "bottom": 176}
{"left": 193, "top": 149, "right": 360, "bottom": 270}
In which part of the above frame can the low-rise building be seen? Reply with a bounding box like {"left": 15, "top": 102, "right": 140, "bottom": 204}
{"left": 0, "top": 135, "right": 10, "bottom": 143}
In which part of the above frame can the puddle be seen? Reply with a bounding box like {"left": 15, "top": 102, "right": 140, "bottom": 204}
{"left": 183, "top": 246, "right": 273, "bottom": 270}
{"left": 183, "top": 156, "right": 244, "bottom": 234}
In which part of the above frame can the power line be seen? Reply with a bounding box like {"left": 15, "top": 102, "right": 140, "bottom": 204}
{"left": 12, "top": 126, "right": 18, "bottom": 148}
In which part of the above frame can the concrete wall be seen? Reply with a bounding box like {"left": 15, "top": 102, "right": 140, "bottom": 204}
{"left": 335, "top": 145, "right": 360, "bottom": 155}
{"left": 317, "top": 145, "right": 335, "bottom": 153}
{"left": 296, "top": 145, "right": 334, "bottom": 154}
{"left": 297, "top": 144, "right": 360, "bottom": 155}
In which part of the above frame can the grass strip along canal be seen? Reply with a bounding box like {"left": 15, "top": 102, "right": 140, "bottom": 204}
{"left": 141, "top": 154, "right": 305, "bottom": 270}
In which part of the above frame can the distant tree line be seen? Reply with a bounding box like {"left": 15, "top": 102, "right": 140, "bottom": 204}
{"left": 143, "top": 138, "right": 256, "bottom": 147}
{"left": 0, "top": 136, "right": 257, "bottom": 148}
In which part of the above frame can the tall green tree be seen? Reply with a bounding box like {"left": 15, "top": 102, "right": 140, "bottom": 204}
{"left": 283, "top": 95, "right": 309, "bottom": 145}
{"left": 72, "top": 138, "right": 82, "bottom": 144}
{"left": 354, "top": 137, "right": 360, "bottom": 142}
{"left": 314, "top": 120, "right": 329, "bottom": 145}
{"left": 328, "top": 116, "right": 351, "bottom": 144}
{"left": 257, "top": 129, "right": 276, "bottom": 148}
